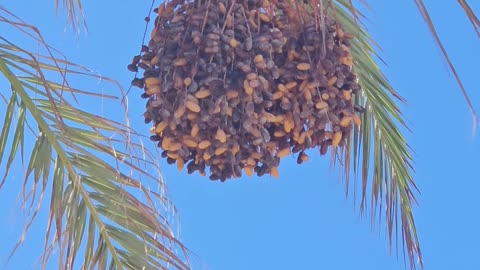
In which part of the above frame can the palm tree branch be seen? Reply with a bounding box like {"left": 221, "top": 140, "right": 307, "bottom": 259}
{"left": 457, "top": 0, "right": 479, "bottom": 37}
{"left": 332, "top": 1, "right": 422, "bottom": 268}
{"left": 413, "top": 0, "right": 478, "bottom": 131}
{"left": 0, "top": 8, "right": 189, "bottom": 270}
{"left": 0, "top": 59, "right": 125, "bottom": 268}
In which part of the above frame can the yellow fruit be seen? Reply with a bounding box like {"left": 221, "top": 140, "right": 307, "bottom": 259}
{"left": 343, "top": 89, "right": 352, "bottom": 101}
{"left": 161, "top": 137, "right": 172, "bottom": 150}
{"left": 254, "top": 54, "right": 264, "bottom": 64}
{"left": 243, "top": 80, "right": 253, "bottom": 95}
{"left": 144, "top": 77, "right": 161, "bottom": 86}
{"left": 340, "top": 116, "right": 353, "bottom": 127}
{"left": 173, "top": 58, "right": 187, "bottom": 67}
{"left": 277, "top": 83, "right": 287, "bottom": 92}
{"left": 177, "top": 158, "right": 184, "bottom": 171}
{"left": 203, "top": 151, "right": 212, "bottom": 160}
{"left": 299, "top": 80, "right": 308, "bottom": 92}
{"left": 215, "top": 129, "right": 227, "bottom": 143}
{"left": 275, "top": 115, "right": 285, "bottom": 122}
{"left": 168, "top": 142, "right": 182, "bottom": 151}
{"left": 186, "top": 101, "right": 201, "bottom": 112}
{"left": 195, "top": 88, "right": 211, "bottom": 99}
{"left": 146, "top": 84, "right": 161, "bottom": 95}
{"left": 298, "top": 132, "right": 307, "bottom": 144}
{"left": 186, "top": 112, "right": 197, "bottom": 121}
{"left": 198, "top": 140, "right": 211, "bottom": 149}
{"left": 341, "top": 56, "right": 353, "bottom": 67}
{"left": 270, "top": 166, "right": 279, "bottom": 178}
{"left": 277, "top": 147, "right": 291, "bottom": 158}
{"left": 226, "top": 14, "right": 233, "bottom": 28}
{"left": 297, "top": 63, "right": 311, "bottom": 71}
{"left": 267, "top": 142, "right": 277, "bottom": 154}
{"left": 332, "top": 131, "right": 342, "bottom": 147}
{"left": 218, "top": 2, "right": 226, "bottom": 13}
{"left": 229, "top": 38, "right": 240, "bottom": 48}
{"left": 183, "top": 137, "right": 198, "bottom": 148}
{"left": 155, "top": 121, "right": 168, "bottom": 133}
{"left": 283, "top": 118, "right": 294, "bottom": 133}
{"left": 191, "top": 124, "right": 199, "bottom": 137}
{"left": 274, "top": 130, "right": 286, "bottom": 137}
{"left": 174, "top": 106, "right": 185, "bottom": 119}
{"left": 264, "top": 113, "right": 277, "bottom": 123}
{"left": 167, "top": 151, "right": 179, "bottom": 159}
{"left": 186, "top": 94, "right": 199, "bottom": 103}
{"left": 184, "top": 77, "right": 192, "bottom": 87}
{"left": 272, "top": 91, "right": 283, "bottom": 100}
{"left": 226, "top": 107, "right": 233, "bottom": 116}
{"left": 285, "top": 81, "right": 297, "bottom": 90}
{"left": 215, "top": 147, "right": 227, "bottom": 156}
{"left": 150, "top": 55, "right": 161, "bottom": 66}
{"left": 303, "top": 88, "right": 312, "bottom": 101}
{"left": 244, "top": 166, "right": 254, "bottom": 176}
{"left": 232, "top": 143, "right": 240, "bottom": 154}
{"left": 336, "top": 27, "right": 345, "bottom": 38}
{"left": 226, "top": 90, "right": 239, "bottom": 99}
{"left": 321, "top": 93, "right": 330, "bottom": 100}
{"left": 327, "top": 76, "right": 338, "bottom": 86}
{"left": 353, "top": 114, "right": 362, "bottom": 126}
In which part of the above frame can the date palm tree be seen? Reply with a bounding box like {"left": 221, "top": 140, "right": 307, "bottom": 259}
{"left": 0, "top": 1, "right": 477, "bottom": 269}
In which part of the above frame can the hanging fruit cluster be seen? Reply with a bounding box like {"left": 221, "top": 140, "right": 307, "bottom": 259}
{"left": 129, "top": 0, "right": 362, "bottom": 181}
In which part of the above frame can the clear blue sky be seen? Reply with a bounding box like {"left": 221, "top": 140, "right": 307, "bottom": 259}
{"left": 1, "top": 1, "right": 479, "bottom": 269}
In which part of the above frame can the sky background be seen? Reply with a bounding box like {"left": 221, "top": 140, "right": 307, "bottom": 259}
{"left": 1, "top": 1, "right": 479, "bottom": 269}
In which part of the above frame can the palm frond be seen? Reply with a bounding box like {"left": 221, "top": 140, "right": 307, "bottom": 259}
{"left": 0, "top": 7, "right": 189, "bottom": 270}
{"left": 457, "top": 0, "right": 480, "bottom": 36}
{"left": 331, "top": 1, "right": 422, "bottom": 268}
{"left": 332, "top": 2, "right": 478, "bottom": 268}
{"left": 412, "top": 0, "right": 478, "bottom": 131}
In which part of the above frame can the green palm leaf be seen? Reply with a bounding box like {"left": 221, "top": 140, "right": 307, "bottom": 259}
{"left": 0, "top": 7, "right": 190, "bottom": 270}
{"left": 327, "top": 2, "right": 421, "bottom": 268}
{"left": 331, "top": 1, "right": 477, "bottom": 268}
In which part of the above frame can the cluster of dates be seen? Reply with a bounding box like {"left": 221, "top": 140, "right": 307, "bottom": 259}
{"left": 129, "top": 0, "right": 361, "bottom": 181}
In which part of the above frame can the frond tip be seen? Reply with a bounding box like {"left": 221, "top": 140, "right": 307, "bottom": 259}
{"left": 55, "top": 0, "right": 88, "bottom": 31}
